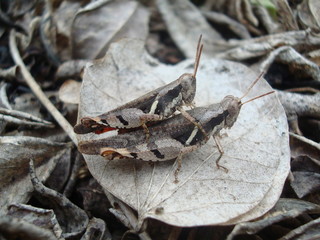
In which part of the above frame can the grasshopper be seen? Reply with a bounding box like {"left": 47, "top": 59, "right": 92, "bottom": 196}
{"left": 78, "top": 72, "right": 274, "bottom": 182}
{"left": 74, "top": 36, "right": 205, "bottom": 139}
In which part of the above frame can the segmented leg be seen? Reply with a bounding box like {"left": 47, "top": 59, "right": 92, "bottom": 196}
{"left": 213, "top": 136, "right": 228, "bottom": 173}
{"left": 178, "top": 107, "right": 209, "bottom": 141}
{"left": 185, "top": 101, "right": 196, "bottom": 109}
{"left": 140, "top": 114, "right": 162, "bottom": 142}
{"left": 141, "top": 122, "right": 150, "bottom": 142}
{"left": 174, "top": 144, "right": 200, "bottom": 183}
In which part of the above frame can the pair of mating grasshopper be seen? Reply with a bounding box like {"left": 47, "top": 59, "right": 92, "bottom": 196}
{"left": 74, "top": 36, "right": 274, "bottom": 182}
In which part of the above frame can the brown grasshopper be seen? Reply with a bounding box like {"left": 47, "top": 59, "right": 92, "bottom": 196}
{"left": 74, "top": 36, "right": 205, "bottom": 139}
{"left": 78, "top": 72, "right": 274, "bottom": 182}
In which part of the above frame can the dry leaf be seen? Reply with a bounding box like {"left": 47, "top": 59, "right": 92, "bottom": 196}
{"left": 227, "top": 198, "right": 320, "bottom": 239}
{"left": 0, "top": 215, "right": 58, "bottom": 240}
{"left": 8, "top": 204, "right": 63, "bottom": 239}
{"left": 276, "top": 0, "right": 299, "bottom": 31}
{"left": 258, "top": 46, "right": 320, "bottom": 83}
{"left": 59, "top": 79, "right": 81, "bottom": 104}
{"left": 290, "top": 136, "right": 320, "bottom": 198}
{"left": 156, "top": 0, "right": 224, "bottom": 58}
{"left": 297, "top": 0, "right": 320, "bottom": 31}
{"left": 82, "top": 217, "right": 111, "bottom": 240}
{"left": 72, "top": 0, "right": 149, "bottom": 59}
{"left": 29, "top": 160, "right": 89, "bottom": 238}
{"left": 55, "top": 59, "right": 91, "bottom": 80}
{"left": 0, "top": 136, "right": 68, "bottom": 214}
{"left": 77, "top": 38, "right": 290, "bottom": 227}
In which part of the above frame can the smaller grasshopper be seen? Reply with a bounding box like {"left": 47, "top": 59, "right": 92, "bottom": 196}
{"left": 74, "top": 36, "right": 205, "bottom": 139}
{"left": 78, "top": 72, "right": 274, "bottom": 182}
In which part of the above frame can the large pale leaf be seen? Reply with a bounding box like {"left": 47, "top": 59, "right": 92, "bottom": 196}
{"left": 77, "top": 38, "right": 290, "bottom": 227}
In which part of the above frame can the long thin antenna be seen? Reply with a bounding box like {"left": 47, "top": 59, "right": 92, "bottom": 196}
{"left": 241, "top": 91, "right": 275, "bottom": 106}
{"left": 240, "top": 71, "right": 265, "bottom": 100}
{"left": 193, "top": 35, "right": 203, "bottom": 78}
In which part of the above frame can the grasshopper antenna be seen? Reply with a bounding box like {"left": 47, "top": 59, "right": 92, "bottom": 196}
{"left": 241, "top": 91, "right": 275, "bottom": 106}
{"left": 240, "top": 71, "right": 265, "bottom": 100}
{"left": 193, "top": 35, "right": 204, "bottom": 78}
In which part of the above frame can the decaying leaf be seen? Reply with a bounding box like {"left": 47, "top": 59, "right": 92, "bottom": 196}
{"left": 55, "top": 59, "right": 91, "bottom": 80}
{"left": 0, "top": 215, "right": 58, "bottom": 240}
{"left": 82, "top": 217, "right": 111, "bottom": 240}
{"left": 156, "top": 0, "right": 224, "bottom": 58}
{"left": 277, "top": 91, "right": 320, "bottom": 119}
{"left": 289, "top": 134, "right": 320, "bottom": 198}
{"left": 259, "top": 46, "right": 320, "bottom": 82}
{"left": 72, "top": 0, "right": 150, "bottom": 59}
{"left": 77, "top": 38, "right": 290, "bottom": 227}
{"left": 58, "top": 79, "right": 81, "bottom": 104}
{"left": 291, "top": 170, "right": 320, "bottom": 198}
{"left": 297, "top": 0, "right": 320, "bottom": 31}
{"left": 276, "top": 0, "right": 299, "bottom": 31}
{"left": 0, "top": 136, "right": 69, "bottom": 214}
{"left": 227, "top": 198, "right": 320, "bottom": 240}
{"left": 7, "top": 204, "right": 63, "bottom": 239}
{"left": 29, "top": 160, "right": 89, "bottom": 238}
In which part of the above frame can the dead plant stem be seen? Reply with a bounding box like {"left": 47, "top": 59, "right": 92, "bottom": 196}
{"left": 9, "top": 30, "right": 78, "bottom": 145}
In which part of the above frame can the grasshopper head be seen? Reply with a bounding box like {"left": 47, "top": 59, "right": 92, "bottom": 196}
{"left": 180, "top": 73, "right": 196, "bottom": 104}
{"left": 221, "top": 95, "right": 242, "bottom": 129}
{"left": 221, "top": 90, "right": 275, "bottom": 129}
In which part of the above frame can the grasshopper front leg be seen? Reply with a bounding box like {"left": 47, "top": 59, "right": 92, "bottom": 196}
{"left": 213, "top": 135, "right": 228, "bottom": 173}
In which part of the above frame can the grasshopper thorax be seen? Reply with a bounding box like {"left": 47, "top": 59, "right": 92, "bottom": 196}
{"left": 179, "top": 73, "right": 196, "bottom": 105}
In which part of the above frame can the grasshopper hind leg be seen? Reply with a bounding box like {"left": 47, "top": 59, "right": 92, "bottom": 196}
{"left": 141, "top": 123, "right": 150, "bottom": 142}
{"left": 174, "top": 144, "right": 200, "bottom": 183}
{"left": 139, "top": 114, "right": 162, "bottom": 142}
{"left": 178, "top": 107, "right": 209, "bottom": 141}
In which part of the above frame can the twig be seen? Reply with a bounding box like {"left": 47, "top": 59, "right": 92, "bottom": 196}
{"left": 0, "top": 107, "right": 53, "bottom": 125}
{"left": 0, "top": 114, "right": 53, "bottom": 127}
{"left": 289, "top": 132, "right": 320, "bottom": 151}
{"left": 9, "top": 30, "right": 78, "bottom": 145}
